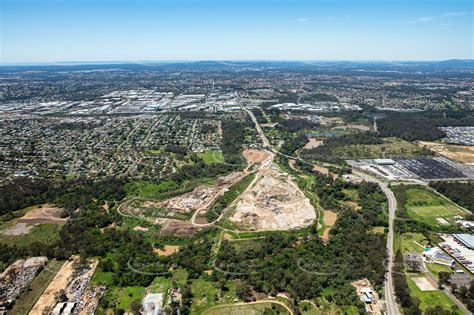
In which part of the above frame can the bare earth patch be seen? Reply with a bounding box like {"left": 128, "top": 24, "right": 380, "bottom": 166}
{"left": 313, "top": 165, "right": 329, "bottom": 175}
{"left": 30, "top": 256, "right": 79, "bottom": 314}
{"left": 230, "top": 168, "right": 316, "bottom": 231}
{"left": 323, "top": 210, "right": 338, "bottom": 226}
{"left": 18, "top": 204, "right": 67, "bottom": 224}
{"left": 153, "top": 245, "right": 180, "bottom": 256}
{"left": 194, "top": 217, "right": 209, "bottom": 225}
{"left": 313, "top": 165, "right": 338, "bottom": 179}
{"left": 304, "top": 138, "right": 323, "bottom": 149}
{"left": 411, "top": 276, "right": 437, "bottom": 291}
{"left": 159, "top": 219, "right": 206, "bottom": 236}
{"left": 418, "top": 141, "right": 474, "bottom": 165}
{"left": 133, "top": 226, "right": 149, "bottom": 232}
{"left": 343, "top": 201, "right": 362, "bottom": 210}
{"left": 1, "top": 222, "right": 34, "bottom": 236}
{"left": 243, "top": 149, "right": 273, "bottom": 164}
{"left": 334, "top": 124, "right": 371, "bottom": 131}
{"left": 321, "top": 210, "right": 338, "bottom": 243}
{"left": 158, "top": 172, "right": 243, "bottom": 211}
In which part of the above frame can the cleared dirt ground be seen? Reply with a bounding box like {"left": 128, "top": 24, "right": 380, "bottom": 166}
{"left": 30, "top": 256, "right": 79, "bottom": 314}
{"left": 153, "top": 245, "right": 180, "bottom": 256}
{"left": 158, "top": 172, "right": 243, "bottom": 211}
{"left": 418, "top": 141, "right": 474, "bottom": 165}
{"left": 411, "top": 276, "right": 437, "bottom": 291}
{"left": 18, "top": 204, "right": 67, "bottom": 224}
{"left": 243, "top": 149, "right": 273, "bottom": 164}
{"left": 321, "top": 210, "right": 338, "bottom": 243}
{"left": 304, "top": 138, "right": 323, "bottom": 149}
{"left": 230, "top": 168, "right": 316, "bottom": 231}
{"left": 159, "top": 219, "right": 206, "bottom": 236}
{"left": 1, "top": 222, "right": 34, "bottom": 236}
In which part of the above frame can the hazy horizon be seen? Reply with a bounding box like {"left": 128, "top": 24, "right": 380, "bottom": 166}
{"left": 2, "top": 0, "right": 473, "bottom": 64}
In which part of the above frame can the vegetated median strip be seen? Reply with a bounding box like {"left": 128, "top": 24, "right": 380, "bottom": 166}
{"left": 203, "top": 172, "right": 257, "bottom": 223}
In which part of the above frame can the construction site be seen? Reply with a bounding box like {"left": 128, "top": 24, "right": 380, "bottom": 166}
{"left": 157, "top": 171, "right": 243, "bottom": 211}
{"left": 230, "top": 163, "right": 316, "bottom": 231}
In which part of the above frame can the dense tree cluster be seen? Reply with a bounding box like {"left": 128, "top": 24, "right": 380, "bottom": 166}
{"left": 221, "top": 119, "right": 247, "bottom": 165}
{"left": 378, "top": 110, "right": 474, "bottom": 141}
{"left": 429, "top": 181, "right": 474, "bottom": 211}
{"left": 301, "top": 132, "right": 383, "bottom": 163}
{"left": 280, "top": 134, "right": 308, "bottom": 155}
{"left": 277, "top": 118, "right": 319, "bottom": 133}
{"left": 393, "top": 251, "right": 421, "bottom": 314}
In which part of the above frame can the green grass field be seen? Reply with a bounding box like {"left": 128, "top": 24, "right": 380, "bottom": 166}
{"left": 426, "top": 263, "right": 453, "bottom": 280}
{"left": 124, "top": 180, "right": 177, "bottom": 198}
{"left": 403, "top": 187, "right": 466, "bottom": 227}
{"left": 396, "top": 232, "right": 429, "bottom": 254}
{"left": 406, "top": 277, "right": 461, "bottom": 314}
{"left": 203, "top": 302, "right": 290, "bottom": 315}
{"left": 200, "top": 150, "right": 225, "bottom": 164}
{"left": 10, "top": 260, "right": 65, "bottom": 315}
{"left": 333, "top": 137, "right": 424, "bottom": 159}
{"left": 190, "top": 278, "right": 240, "bottom": 314}
{"left": 0, "top": 223, "right": 63, "bottom": 246}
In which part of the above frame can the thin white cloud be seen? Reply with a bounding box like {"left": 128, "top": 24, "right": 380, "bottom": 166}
{"left": 408, "top": 17, "right": 433, "bottom": 24}
{"left": 442, "top": 12, "right": 468, "bottom": 16}
{"left": 296, "top": 18, "right": 309, "bottom": 22}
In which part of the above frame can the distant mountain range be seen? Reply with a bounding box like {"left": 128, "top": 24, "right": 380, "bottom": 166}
{"left": 1, "top": 59, "right": 473, "bottom": 72}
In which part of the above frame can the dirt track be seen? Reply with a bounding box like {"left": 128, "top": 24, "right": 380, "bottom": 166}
{"left": 30, "top": 256, "right": 78, "bottom": 314}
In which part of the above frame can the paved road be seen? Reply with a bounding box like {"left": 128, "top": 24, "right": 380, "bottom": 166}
{"left": 236, "top": 92, "right": 270, "bottom": 147}
{"left": 353, "top": 170, "right": 400, "bottom": 315}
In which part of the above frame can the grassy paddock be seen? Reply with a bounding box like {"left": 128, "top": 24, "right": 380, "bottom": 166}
{"left": 200, "top": 150, "right": 225, "bottom": 164}
{"left": 406, "top": 277, "right": 461, "bottom": 314}
{"left": 203, "top": 302, "right": 290, "bottom": 315}
{"left": 395, "top": 186, "right": 466, "bottom": 228}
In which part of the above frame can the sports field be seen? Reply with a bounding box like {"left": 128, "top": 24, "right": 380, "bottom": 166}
{"left": 402, "top": 187, "right": 466, "bottom": 227}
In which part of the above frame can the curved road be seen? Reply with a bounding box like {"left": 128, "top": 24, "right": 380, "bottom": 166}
{"left": 353, "top": 170, "right": 400, "bottom": 315}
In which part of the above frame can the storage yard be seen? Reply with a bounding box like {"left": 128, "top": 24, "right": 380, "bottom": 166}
{"left": 0, "top": 257, "right": 48, "bottom": 307}
{"left": 439, "top": 234, "right": 474, "bottom": 273}
{"left": 440, "top": 126, "right": 474, "bottom": 146}
{"left": 30, "top": 256, "right": 100, "bottom": 314}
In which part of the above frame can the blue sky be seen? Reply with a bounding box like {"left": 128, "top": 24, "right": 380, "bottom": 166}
{"left": 1, "top": 0, "right": 473, "bottom": 63}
